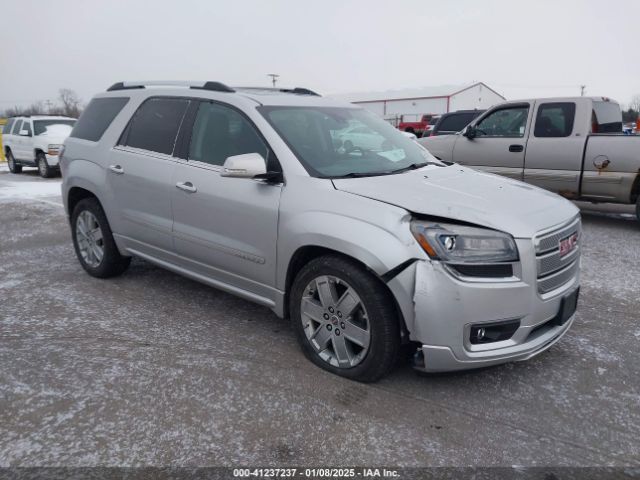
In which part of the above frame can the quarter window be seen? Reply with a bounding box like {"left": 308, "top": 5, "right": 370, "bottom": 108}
{"left": 476, "top": 106, "right": 529, "bottom": 138}
{"left": 534, "top": 103, "right": 576, "bottom": 137}
{"left": 122, "top": 98, "right": 189, "bottom": 155}
{"left": 71, "top": 97, "right": 129, "bottom": 142}
{"left": 3, "top": 118, "right": 15, "bottom": 134}
{"left": 21, "top": 121, "right": 32, "bottom": 136}
{"left": 189, "top": 102, "right": 269, "bottom": 166}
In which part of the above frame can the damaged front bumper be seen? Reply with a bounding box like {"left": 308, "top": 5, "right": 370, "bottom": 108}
{"left": 386, "top": 238, "right": 580, "bottom": 372}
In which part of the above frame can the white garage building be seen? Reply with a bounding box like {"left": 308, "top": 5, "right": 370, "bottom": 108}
{"left": 331, "top": 82, "right": 505, "bottom": 122}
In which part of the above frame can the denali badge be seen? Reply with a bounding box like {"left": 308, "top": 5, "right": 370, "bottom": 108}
{"left": 559, "top": 233, "right": 578, "bottom": 256}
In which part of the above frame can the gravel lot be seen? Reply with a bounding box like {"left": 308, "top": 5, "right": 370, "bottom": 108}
{"left": 1, "top": 168, "right": 639, "bottom": 467}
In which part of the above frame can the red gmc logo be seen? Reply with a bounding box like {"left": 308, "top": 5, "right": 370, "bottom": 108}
{"left": 559, "top": 233, "right": 578, "bottom": 257}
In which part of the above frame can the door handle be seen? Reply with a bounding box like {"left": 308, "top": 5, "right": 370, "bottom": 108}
{"left": 176, "top": 181, "right": 197, "bottom": 193}
{"left": 509, "top": 145, "right": 524, "bottom": 153}
{"left": 108, "top": 165, "right": 124, "bottom": 174}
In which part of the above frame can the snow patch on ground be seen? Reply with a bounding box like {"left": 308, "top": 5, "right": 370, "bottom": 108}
{"left": 0, "top": 180, "right": 62, "bottom": 202}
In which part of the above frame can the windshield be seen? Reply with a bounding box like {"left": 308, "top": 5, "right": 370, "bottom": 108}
{"left": 258, "top": 106, "right": 443, "bottom": 177}
{"left": 33, "top": 119, "right": 76, "bottom": 136}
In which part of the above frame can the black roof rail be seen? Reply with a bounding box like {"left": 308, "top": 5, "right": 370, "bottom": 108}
{"left": 107, "top": 82, "right": 145, "bottom": 92}
{"left": 287, "top": 87, "right": 321, "bottom": 96}
{"left": 235, "top": 86, "right": 321, "bottom": 97}
{"left": 191, "top": 81, "right": 235, "bottom": 93}
{"left": 107, "top": 81, "right": 235, "bottom": 93}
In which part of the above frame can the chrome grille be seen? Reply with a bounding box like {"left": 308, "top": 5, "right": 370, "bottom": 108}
{"left": 534, "top": 217, "right": 581, "bottom": 294}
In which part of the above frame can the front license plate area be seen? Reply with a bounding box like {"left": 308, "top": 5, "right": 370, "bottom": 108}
{"left": 557, "top": 287, "right": 580, "bottom": 325}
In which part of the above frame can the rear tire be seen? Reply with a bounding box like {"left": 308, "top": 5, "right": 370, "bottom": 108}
{"left": 71, "top": 197, "right": 131, "bottom": 278}
{"left": 290, "top": 255, "right": 400, "bottom": 382}
{"left": 7, "top": 151, "right": 22, "bottom": 174}
{"left": 37, "top": 153, "right": 54, "bottom": 178}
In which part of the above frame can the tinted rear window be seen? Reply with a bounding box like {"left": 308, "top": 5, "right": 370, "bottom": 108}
{"left": 121, "top": 97, "right": 189, "bottom": 155}
{"left": 3, "top": 119, "right": 15, "bottom": 134}
{"left": 437, "top": 112, "right": 478, "bottom": 132}
{"left": 592, "top": 101, "right": 622, "bottom": 133}
{"left": 71, "top": 97, "right": 129, "bottom": 142}
{"left": 534, "top": 103, "right": 576, "bottom": 137}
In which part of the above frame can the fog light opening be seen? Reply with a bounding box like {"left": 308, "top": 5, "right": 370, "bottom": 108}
{"left": 469, "top": 320, "right": 520, "bottom": 345}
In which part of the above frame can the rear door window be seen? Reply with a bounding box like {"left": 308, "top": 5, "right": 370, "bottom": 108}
{"left": 122, "top": 98, "right": 190, "bottom": 155}
{"left": 534, "top": 103, "right": 576, "bottom": 137}
{"left": 71, "top": 97, "right": 130, "bottom": 142}
{"left": 12, "top": 120, "right": 23, "bottom": 135}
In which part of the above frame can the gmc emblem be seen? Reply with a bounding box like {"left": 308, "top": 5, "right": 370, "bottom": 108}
{"left": 559, "top": 233, "right": 578, "bottom": 257}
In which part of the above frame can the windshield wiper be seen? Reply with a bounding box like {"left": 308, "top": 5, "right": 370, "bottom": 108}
{"left": 388, "top": 161, "right": 441, "bottom": 174}
{"left": 328, "top": 171, "right": 394, "bottom": 179}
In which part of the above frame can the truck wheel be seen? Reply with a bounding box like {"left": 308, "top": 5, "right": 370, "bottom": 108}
{"left": 290, "top": 255, "right": 400, "bottom": 382}
{"left": 37, "top": 153, "right": 54, "bottom": 178}
{"left": 71, "top": 198, "right": 131, "bottom": 278}
{"left": 7, "top": 151, "right": 22, "bottom": 174}
{"left": 636, "top": 197, "right": 640, "bottom": 223}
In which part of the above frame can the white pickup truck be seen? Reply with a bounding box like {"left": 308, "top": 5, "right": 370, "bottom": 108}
{"left": 3, "top": 115, "right": 76, "bottom": 177}
{"left": 420, "top": 97, "right": 640, "bottom": 221}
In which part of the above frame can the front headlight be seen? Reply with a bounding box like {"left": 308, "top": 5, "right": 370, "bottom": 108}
{"left": 410, "top": 220, "right": 518, "bottom": 263}
{"left": 47, "top": 144, "right": 63, "bottom": 156}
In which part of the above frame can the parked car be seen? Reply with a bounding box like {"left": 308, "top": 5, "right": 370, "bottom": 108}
{"left": 336, "top": 125, "right": 391, "bottom": 151}
{"left": 61, "top": 81, "right": 580, "bottom": 382}
{"left": 420, "top": 97, "right": 640, "bottom": 221}
{"left": 430, "top": 110, "right": 484, "bottom": 136}
{"left": 3, "top": 115, "right": 77, "bottom": 177}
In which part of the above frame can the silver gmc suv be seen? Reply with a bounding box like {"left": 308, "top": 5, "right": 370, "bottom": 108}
{"left": 61, "top": 81, "right": 581, "bottom": 382}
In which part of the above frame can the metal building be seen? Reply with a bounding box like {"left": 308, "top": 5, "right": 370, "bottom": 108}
{"left": 331, "top": 82, "right": 505, "bottom": 123}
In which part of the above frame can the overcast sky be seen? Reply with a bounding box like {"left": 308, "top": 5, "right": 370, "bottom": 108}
{"left": 1, "top": 0, "right": 638, "bottom": 110}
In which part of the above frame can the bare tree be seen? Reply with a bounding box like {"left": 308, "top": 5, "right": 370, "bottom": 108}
{"left": 58, "top": 89, "right": 82, "bottom": 118}
{"left": 3, "top": 101, "right": 47, "bottom": 117}
{"left": 629, "top": 95, "right": 640, "bottom": 114}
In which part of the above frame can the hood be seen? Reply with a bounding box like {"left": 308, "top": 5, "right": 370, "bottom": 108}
{"left": 332, "top": 165, "right": 579, "bottom": 238}
{"left": 36, "top": 125, "right": 73, "bottom": 143}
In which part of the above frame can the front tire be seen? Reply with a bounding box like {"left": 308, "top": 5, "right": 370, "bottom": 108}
{"left": 37, "top": 153, "right": 55, "bottom": 178}
{"left": 290, "top": 255, "right": 400, "bottom": 382}
{"left": 71, "top": 198, "right": 131, "bottom": 278}
{"left": 7, "top": 151, "right": 22, "bottom": 174}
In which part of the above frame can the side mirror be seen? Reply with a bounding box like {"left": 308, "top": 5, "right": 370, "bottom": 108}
{"left": 19, "top": 129, "right": 30, "bottom": 137}
{"left": 463, "top": 126, "right": 476, "bottom": 140}
{"left": 221, "top": 152, "right": 267, "bottom": 178}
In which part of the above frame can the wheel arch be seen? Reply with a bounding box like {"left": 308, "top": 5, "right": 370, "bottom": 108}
{"left": 67, "top": 186, "right": 101, "bottom": 220}
{"left": 282, "top": 244, "right": 414, "bottom": 342}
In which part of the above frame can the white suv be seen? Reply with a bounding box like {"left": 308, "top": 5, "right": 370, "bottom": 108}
{"left": 3, "top": 115, "right": 76, "bottom": 177}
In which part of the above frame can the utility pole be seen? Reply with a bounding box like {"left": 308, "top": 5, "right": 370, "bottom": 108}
{"left": 580, "top": 85, "right": 586, "bottom": 97}
{"left": 44, "top": 100, "right": 53, "bottom": 114}
{"left": 267, "top": 74, "right": 280, "bottom": 87}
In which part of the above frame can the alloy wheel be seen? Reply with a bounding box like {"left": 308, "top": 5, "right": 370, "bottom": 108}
{"left": 300, "top": 275, "right": 371, "bottom": 368}
{"left": 75, "top": 210, "right": 105, "bottom": 268}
